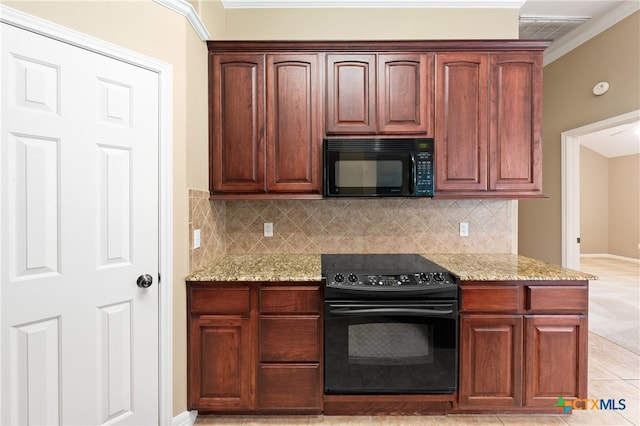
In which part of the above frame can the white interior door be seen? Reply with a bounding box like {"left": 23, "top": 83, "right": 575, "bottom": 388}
{"left": 1, "top": 22, "right": 159, "bottom": 425}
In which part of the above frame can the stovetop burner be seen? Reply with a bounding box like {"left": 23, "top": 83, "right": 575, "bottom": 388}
{"left": 322, "top": 254, "right": 458, "bottom": 298}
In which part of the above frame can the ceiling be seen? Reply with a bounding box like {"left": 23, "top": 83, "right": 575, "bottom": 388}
{"left": 519, "top": 1, "right": 628, "bottom": 40}
{"left": 581, "top": 122, "right": 640, "bottom": 159}
{"left": 218, "top": 0, "right": 640, "bottom": 158}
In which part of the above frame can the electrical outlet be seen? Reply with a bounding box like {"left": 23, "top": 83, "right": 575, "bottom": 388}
{"left": 264, "top": 222, "right": 274, "bottom": 237}
{"left": 193, "top": 229, "right": 201, "bottom": 249}
{"left": 459, "top": 222, "right": 469, "bottom": 237}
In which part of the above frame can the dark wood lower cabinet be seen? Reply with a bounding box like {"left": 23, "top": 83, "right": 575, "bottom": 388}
{"left": 258, "top": 364, "right": 322, "bottom": 410}
{"left": 524, "top": 315, "right": 588, "bottom": 407}
{"left": 459, "top": 315, "right": 523, "bottom": 408}
{"left": 457, "top": 281, "right": 588, "bottom": 413}
{"left": 187, "top": 282, "right": 322, "bottom": 414}
{"left": 187, "top": 278, "right": 588, "bottom": 415}
{"left": 189, "top": 316, "right": 253, "bottom": 411}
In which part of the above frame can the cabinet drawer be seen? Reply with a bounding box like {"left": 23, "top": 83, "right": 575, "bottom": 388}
{"left": 260, "top": 316, "right": 320, "bottom": 362}
{"left": 260, "top": 286, "right": 321, "bottom": 313}
{"left": 460, "top": 286, "right": 520, "bottom": 312}
{"left": 257, "top": 364, "right": 322, "bottom": 411}
{"left": 526, "top": 286, "right": 588, "bottom": 312}
{"left": 190, "top": 287, "right": 250, "bottom": 315}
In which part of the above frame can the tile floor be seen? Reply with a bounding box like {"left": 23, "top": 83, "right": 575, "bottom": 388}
{"left": 196, "top": 256, "right": 640, "bottom": 425}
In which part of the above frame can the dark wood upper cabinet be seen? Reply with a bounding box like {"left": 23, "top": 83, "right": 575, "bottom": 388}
{"left": 326, "top": 53, "right": 432, "bottom": 135}
{"left": 267, "top": 54, "right": 322, "bottom": 193}
{"left": 489, "top": 52, "right": 542, "bottom": 194}
{"left": 326, "top": 54, "right": 376, "bottom": 134}
{"left": 435, "top": 50, "right": 544, "bottom": 197}
{"left": 207, "top": 40, "right": 549, "bottom": 199}
{"left": 211, "top": 54, "right": 265, "bottom": 194}
{"left": 210, "top": 52, "right": 322, "bottom": 199}
{"left": 435, "top": 52, "right": 489, "bottom": 192}
{"left": 378, "top": 53, "right": 433, "bottom": 134}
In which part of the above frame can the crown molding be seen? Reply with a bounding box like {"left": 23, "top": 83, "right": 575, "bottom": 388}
{"left": 153, "top": 0, "right": 210, "bottom": 40}
{"left": 543, "top": 0, "right": 640, "bottom": 65}
{"left": 220, "top": 0, "right": 524, "bottom": 8}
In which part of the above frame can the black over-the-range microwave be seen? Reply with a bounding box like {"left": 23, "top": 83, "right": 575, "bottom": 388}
{"left": 323, "top": 138, "right": 434, "bottom": 198}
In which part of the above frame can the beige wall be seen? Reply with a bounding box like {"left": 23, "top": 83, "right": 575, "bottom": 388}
{"left": 580, "top": 148, "right": 640, "bottom": 259}
{"left": 519, "top": 11, "right": 640, "bottom": 265}
{"left": 580, "top": 147, "right": 609, "bottom": 253}
{"left": 224, "top": 8, "right": 517, "bottom": 40}
{"left": 609, "top": 154, "right": 640, "bottom": 259}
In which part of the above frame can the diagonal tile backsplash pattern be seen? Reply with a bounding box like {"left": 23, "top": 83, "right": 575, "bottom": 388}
{"left": 189, "top": 189, "right": 226, "bottom": 272}
{"left": 189, "top": 189, "right": 515, "bottom": 272}
{"left": 226, "top": 198, "right": 514, "bottom": 254}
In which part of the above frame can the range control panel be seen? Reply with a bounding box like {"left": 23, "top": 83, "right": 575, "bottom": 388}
{"left": 326, "top": 271, "right": 456, "bottom": 290}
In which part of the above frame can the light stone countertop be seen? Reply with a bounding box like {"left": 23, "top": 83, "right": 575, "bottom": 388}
{"left": 187, "top": 254, "right": 321, "bottom": 282}
{"left": 186, "top": 253, "right": 596, "bottom": 282}
{"left": 425, "top": 253, "right": 597, "bottom": 281}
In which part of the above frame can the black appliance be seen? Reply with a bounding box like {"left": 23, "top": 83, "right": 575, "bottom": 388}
{"left": 323, "top": 138, "right": 434, "bottom": 198}
{"left": 322, "top": 254, "right": 458, "bottom": 395}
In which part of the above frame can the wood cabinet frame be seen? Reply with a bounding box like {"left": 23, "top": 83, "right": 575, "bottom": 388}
{"left": 208, "top": 40, "right": 550, "bottom": 200}
{"left": 457, "top": 280, "right": 588, "bottom": 413}
{"left": 187, "top": 282, "right": 323, "bottom": 414}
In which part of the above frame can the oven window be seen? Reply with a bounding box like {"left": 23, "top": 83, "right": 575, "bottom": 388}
{"left": 335, "top": 160, "right": 402, "bottom": 188}
{"left": 348, "top": 323, "right": 433, "bottom": 365}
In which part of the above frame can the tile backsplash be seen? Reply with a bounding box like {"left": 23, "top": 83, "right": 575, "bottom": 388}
{"left": 188, "top": 189, "right": 226, "bottom": 272}
{"left": 189, "top": 189, "right": 516, "bottom": 273}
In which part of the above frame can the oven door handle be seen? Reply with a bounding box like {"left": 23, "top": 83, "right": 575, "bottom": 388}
{"left": 328, "top": 307, "right": 454, "bottom": 317}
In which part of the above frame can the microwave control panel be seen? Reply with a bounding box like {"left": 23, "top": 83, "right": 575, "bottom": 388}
{"left": 415, "top": 142, "right": 434, "bottom": 197}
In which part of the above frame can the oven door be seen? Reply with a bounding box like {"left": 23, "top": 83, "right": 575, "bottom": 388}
{"left": 324, "top": 300, "right": 458, "bottom": 394}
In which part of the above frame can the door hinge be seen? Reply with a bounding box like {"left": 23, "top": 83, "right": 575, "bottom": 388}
{"left": 577, "top": 237, "right": 581, "bottom": 244}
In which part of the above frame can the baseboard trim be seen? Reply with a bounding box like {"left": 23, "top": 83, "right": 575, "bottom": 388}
{"left": 581, "top": 253, "right": 640, "bottom": 264}
{"left": 173, "top": 410, "right": 198, "bottom": 426}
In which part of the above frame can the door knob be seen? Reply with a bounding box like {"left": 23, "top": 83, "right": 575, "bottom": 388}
{"left": 137, "top": 274, "right": 153, "bottom": 288}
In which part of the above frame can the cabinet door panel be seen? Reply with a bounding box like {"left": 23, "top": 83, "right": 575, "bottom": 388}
{"left": 524, "top": 315, "right": 587, "bottom": 407}
{"left": 326, "top": 54, "right": 376, "bottom": 134}
{"left": 460, "top": 286, "right": 521, "bottom": 313}
{"left": 260, "top": 286, "right": 321, "bottom": 314}
{"left": 459, "top": 315, "right": 523, "bottom": 408}
{"left": 267, "top": 55, "right": 321, "bottom": 193}
{"left": 489, "top": 52, "right": 542, "bottom": 193}
{"left": 257, "top": 364, "right": 322, "bottom": 411}
{"left": 211, "top": 54, "right": 265, "bottom": 193}
{"left": 189, "top": 316, "right": 253, "bottom": 411}
{"left": 526, "top": 286, "right": 588, "bottom": 313}
{"left": 260, "top": 316, "right": 320, "bottom": 362}
{"left": 435, "top": 53, "right": 488, "bottom": 191}
{"left": 378, "top": 54, "right": 432, "bottom": 134}
{"left": 190, "top": 287, "right": 251, "bottom": 315}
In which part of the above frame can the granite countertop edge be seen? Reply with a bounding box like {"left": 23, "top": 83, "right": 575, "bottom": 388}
{"left": 186, "top": 253, "right": 597, "bottom": 283}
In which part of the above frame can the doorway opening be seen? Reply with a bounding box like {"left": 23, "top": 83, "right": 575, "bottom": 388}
{"left": 561, "top": 109, "right": 640, "bottom": 269}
